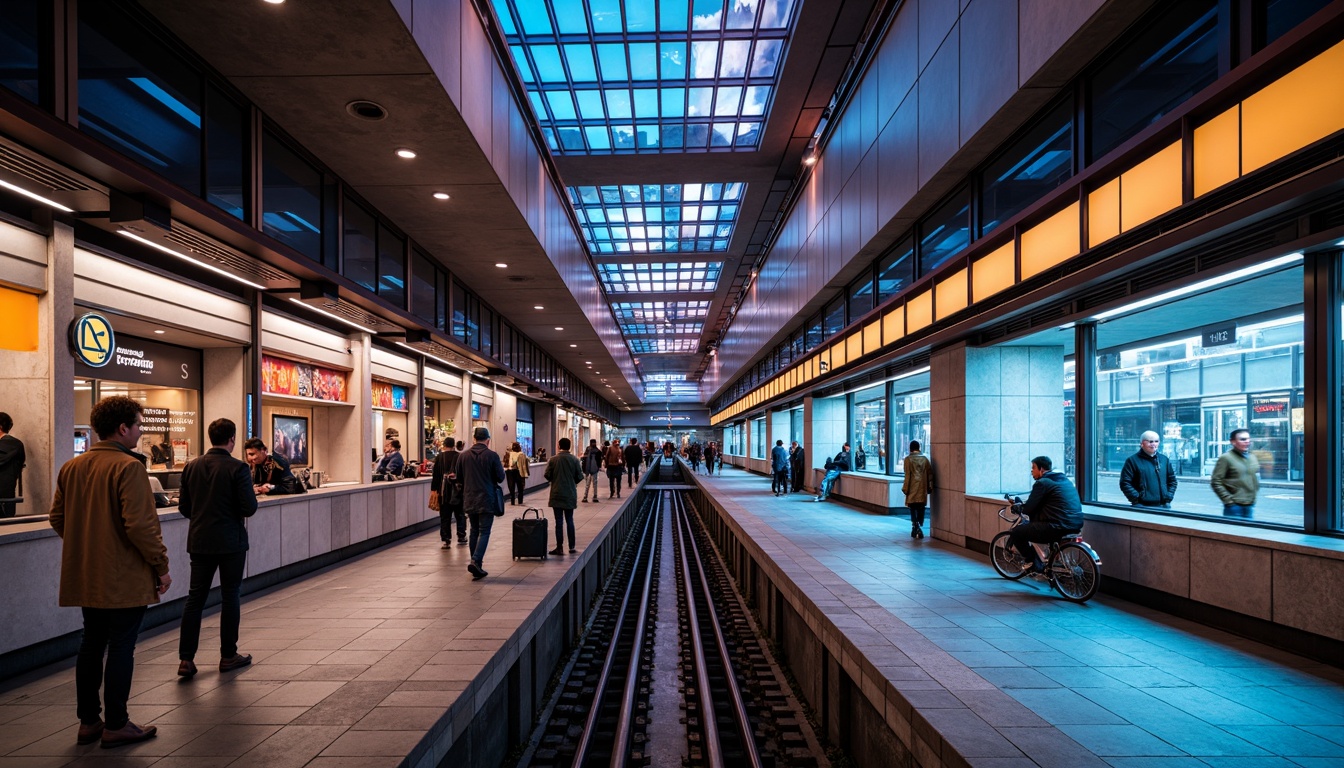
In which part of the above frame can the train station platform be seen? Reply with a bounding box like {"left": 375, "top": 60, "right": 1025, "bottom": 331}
{"left": 0, "top": 484, "right": 643, "bottom": 768}
{"left": 691, "top": 464, "right": 1344, "bottom": 767}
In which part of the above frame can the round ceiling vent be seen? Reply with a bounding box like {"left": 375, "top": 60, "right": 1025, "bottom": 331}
{"left": 345, "top": 100, "right": 388, "bottom": 121}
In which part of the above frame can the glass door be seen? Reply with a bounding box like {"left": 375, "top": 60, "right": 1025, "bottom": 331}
{"left": 1201, "top": 399, "right": 1247, "bottom": 476}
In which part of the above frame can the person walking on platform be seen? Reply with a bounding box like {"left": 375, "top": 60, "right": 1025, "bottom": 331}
{"left": 0, "top": 412, "right": 25, "bottom": 518}
{"left": 176, "top": 418, "right": 257, "bottom": 679}
{"left": 432, "top": 440, "right": 467, "bottom": 547}
{"left": 688, "top": 442, "right": 702, "bottom": 473}
{"left": 902, "top": 440, "right": 933, "bottom": 539}
{"left": 546, "top": 438, "right": 584, "bottom": 555}
{"left": 50, "top": 395, "right": 171, "bottom": 748}
{"left": 1212, "top": 428, "right": 1259, "bottom": 518}
{"left": 624, "top": 438, "right": 643, "bottom": 486}
{"left": 815, "top": 443, "right": 851, "bottom": 502}
{"left": 789, "top": 441, "right": 805, "bottom": 493}
{"left": 582, "top": 439, "right": 603, "bottom": 502}
{"left": 506, "top": 441, "right": 530, "bottom": 506}
{"left": 703, "top": 442, "right": 717, "bottom": 476}
{"left": 771, "top": 440, "right": 790, "bottom": 496}
{"left": 461, "top": 427, "right": 505, "bottom": 579}
{"left": 605, "top": 439, "right": 626, "bottom": 498}
{"left": 1119, "top": 431, "right": 1177, "bottom": 509}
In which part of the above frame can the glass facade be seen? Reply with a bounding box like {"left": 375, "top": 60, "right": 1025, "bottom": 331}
{"left": 261, "top": 131, "right": 322, "bottom": 261}
{"left": 980, "top": 99, "right": 1073, "bottom": 236}
{"left": 343, "top": 198, "right": 377, "bottom": 293}
{"left": 852, "top": 385, "right": 886, "bottom": 474}
{"left": 751, "top": 417, "right": 765, "bottom": 459}
{"left": 376, "top": 222, "right": 406, "bottom": 307}
{"left": 205, "top": 86, "right": 247, "bottom": 220}
{"left": 1, "top": 0, "right": 41, "bottom": 103}
{"left": 919, "top": 190, "right": 971, "bottom": 275}
{"left": 876, "top": 238, "right": 915, "bottom": 304}
{"left": 1259, "top": 0, "right": 1332, "bottom": 49}
{"left": 491, "top": 0, "right": 795, "bottom": 153}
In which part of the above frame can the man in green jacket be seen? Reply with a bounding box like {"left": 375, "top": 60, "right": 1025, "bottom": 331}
{"left": 546, "top": 437, "right": 585, "bottom": 554}
{"left": 1211, "top": 428, "right": 1259, "bottom": 518}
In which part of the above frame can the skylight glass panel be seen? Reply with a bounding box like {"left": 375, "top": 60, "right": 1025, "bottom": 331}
{"left": 597, "top": 262, "right": 722, "bottom": 293}
{"left": 611, "top": 301, "right": 711, "bottom": 322}
{"left": 644, "top": 373, "right": 688, "bottom": 382}
{"left": 568, "top": 182, "right": 744, "bottom": 253}
{"left": 489, "top": 0, "right": 796, "bottom": 154}
{"left": 622, "top": 322, "right": 704, "bottom": 335}
{"left": 629, "top": 337, "right": 701, "bottom": 354}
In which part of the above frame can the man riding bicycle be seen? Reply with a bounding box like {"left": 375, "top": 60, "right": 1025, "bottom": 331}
{"left": 1009, "top": 456, "right": 1083, "bottom": 574}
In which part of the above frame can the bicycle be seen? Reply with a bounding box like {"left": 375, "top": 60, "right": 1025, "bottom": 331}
{"left": 989, "top": 495, "right": 1103, "bottom": 603}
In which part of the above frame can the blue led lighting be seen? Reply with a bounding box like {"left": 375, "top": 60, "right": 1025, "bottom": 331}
{"left": 568, "top": 182, "right": 743, "bottom": 253}
{"left": 490, "top": 0, "right": 794, "bottom": 154}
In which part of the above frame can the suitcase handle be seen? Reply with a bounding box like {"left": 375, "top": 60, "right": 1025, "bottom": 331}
{"left": 521, "top": 507, "right": 543, "bottom": 519}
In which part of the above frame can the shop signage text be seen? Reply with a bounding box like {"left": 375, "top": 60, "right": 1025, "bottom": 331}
{"left": 74, "top": 331, "right": 202, "bottom": 389}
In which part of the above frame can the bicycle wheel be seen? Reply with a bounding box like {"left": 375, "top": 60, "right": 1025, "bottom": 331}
{"left": 990, "top": 531, "right": 1029, "bottom": 580}
{"left": 1049, "top": 543, "right": 1100, "bottom": 602}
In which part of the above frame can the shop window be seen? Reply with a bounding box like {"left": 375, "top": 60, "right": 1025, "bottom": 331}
{"left": 804, "top": 312, "right": 822, "bottom": 351}
{"left": 981, "top": 99, "right": 1073, "bottom": 237}
{"left": 482, "top": 306, "right": 495, "bottom": 357}
{"left": 790, "top": 408, "right": 803, "bottom": 446}
{"left": 919, "top": 190, "right": 971, "bottom": 275}
{"left": 79, "top": 2, "right": 202, "bottom": 193}
{"left": 891, "top": 372, "right": 931, "bottom": 476}
{"left": 343, "top": 198, "right": 377, "bottom": 293}
{"left": 877, "top": 237, "right": 915, "bottom": 303}
{"left": 1092, "top": 260, "right": 1304, "bottom": 527}
{"left": 377, "top": 223, "right": 406, "bottom": 307}
{"left": 465, "top": 293, "right": 480, "bottom": 349}
{"left": 823, "top": 297, "right": 845, "bottom": 340}
{"left": 1089, "top": 0, "right": 1218, "bottom": 162}
{"left": 411, "top": 250, "right": 437, "bottom": 327}
{"left": 751, "top": 417, "right": 765, "bottom": 459}
{"left": 262, "top": 131, "right": 322, "bottom": 260}
{"left": 851, "top": 384, "right": 887, "bottom": 474}
{"left": 205, "top": 86, "right": 246, "bottom": 221}
{"left": 1, "top": 0, "right": 41, "bottom": 103}
{"left": 848, "top": 269, "right": 874, "bottom": 322}
{"left": 1258, "top": 0, "right": 1331, "bottom": 50}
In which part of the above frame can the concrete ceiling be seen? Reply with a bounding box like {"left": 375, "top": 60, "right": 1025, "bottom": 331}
{"left": 139, "top": 0, "right": 881, "bottom": 416}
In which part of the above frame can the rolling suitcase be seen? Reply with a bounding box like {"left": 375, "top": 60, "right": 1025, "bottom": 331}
{"left": 513, "top": 507, "right": 549, "bottom": 560}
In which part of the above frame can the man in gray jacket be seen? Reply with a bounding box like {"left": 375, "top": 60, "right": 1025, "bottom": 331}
{"left": 460, "top": 427, "right": 506, "bottom": 578}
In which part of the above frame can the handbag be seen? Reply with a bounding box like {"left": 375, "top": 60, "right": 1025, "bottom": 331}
{"left": 428, "top": 490, "right": 441, "bottom": 512}
{"left": 492, "top": 485, "right": 506, "bottom": 517}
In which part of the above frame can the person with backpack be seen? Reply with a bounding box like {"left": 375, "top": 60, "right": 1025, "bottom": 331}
{"left": 582, "top": 439, "right": 603, "bottom": 503}
{"left": 431, "top": 440, "right": 466, "bottom": 547}
{"left": 604, "top": 439, "right": 626, "bottom": 499}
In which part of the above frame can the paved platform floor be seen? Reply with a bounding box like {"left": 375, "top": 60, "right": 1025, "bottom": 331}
{"left": 0, "top": 481, "right": 638, "bottom": 768}
{"left": 697, "top": 464, "right": 1344, "bottom": 767}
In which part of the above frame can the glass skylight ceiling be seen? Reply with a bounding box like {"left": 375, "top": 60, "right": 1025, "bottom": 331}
{"left": 650, "top": 382, "right": 702, "bottom": 398}
{"left": 597, "top": 261, "right": 722, "bottom": 293}
{"left": 621, "top": 322, "right": 704, "bottom": 335}
{"left": 569, "top": 182, "right": 744, "bottom": 253}
{"left": 490, "top": 0, "right": 796, "bottom": 154}
{"left": 611, "top": 301, "right": 711, "bottom": 322}
{"left": 629, "top": 337, "right": 701, "bottom": 354}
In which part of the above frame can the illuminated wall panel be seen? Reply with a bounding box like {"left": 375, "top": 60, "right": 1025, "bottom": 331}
{"left": 972, "top": 241, "right": 1016, "bottom": 301}
{"left": 1193, "top": 105, "right": 1241, "bottom": 196}
{"left": 1020, "top": 201, "right": 1081, "bottom": 279}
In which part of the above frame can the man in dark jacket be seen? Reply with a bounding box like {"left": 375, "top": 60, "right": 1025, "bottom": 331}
{"left": 771, "top": 440, "right": 790, "bottom": 496}
{"left": 1009, "top": 456, "right": 1084, "bottom": 573}
{"left": 431, "top": 440, "right": 466, "bottom": 547}
{"left": 176, "top": 418, "right": 257, "bottom": 678}
{"left": 460, "top": 427, "right": 505, "bottom": 579}
{"left": 0, "top": 412, "right": 25, "bottom": 518}
{"left": 789, "top": 441, "right": 805, "bottom": 493}
{"left": 582, "top": 439, "right": 603, "bottom": 503}
{"left": 1119, "top": 431, "right": 1177, "bottom": 508}
{"left": 815, "top": 444, "right": 851, "bottom": 501}
{"left": 624, "top": 438, "right": 644, "bottom": 486}
{"left": 546, "top": 438, "right": 585, "bottom": 554}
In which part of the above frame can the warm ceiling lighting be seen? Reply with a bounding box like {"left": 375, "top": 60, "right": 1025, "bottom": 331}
{"left": 120, "top": 231, "right": 267, "bottom": 290}
{"left": 263, "top": 0, "right": 285, "bottom": 4}
{"left": 569, "top": 344, "right": 577, "bottom": 348}
{"left": 433, "top": 192, "right": 450, "bottom": 200}
{"left": 153, "top": 329, "right": 165, "bottom": 334}
{"left": 495, "top": 262, "right": 508, "bottom": 268}
{"left": 534, "top": 305, "right": 544, "bottom": 309}
{"left": 0, "top": 179, "right": 75, "bottom": 212}
{"left": 803, "top": 153, "right": 818, "bottom": 166}
{"left": 395, "top": 148, "right": 417, "bottom": 159}
{"left": 585, "top": 361, "right": 592, "bottom": 365}
{"left": 554, "top": 326, "right": 564, "bottom": 331}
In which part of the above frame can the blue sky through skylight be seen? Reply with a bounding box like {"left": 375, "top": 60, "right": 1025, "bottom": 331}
{"left": 490, "top": 0, "right": 795, "bottom": 154}
{"left": 567, "top": 182, "right": 744, "bottom": 253}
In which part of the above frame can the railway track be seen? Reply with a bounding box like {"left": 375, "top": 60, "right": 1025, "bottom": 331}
{"left": 520, "top": 458, "right": 826, "bottom": 768}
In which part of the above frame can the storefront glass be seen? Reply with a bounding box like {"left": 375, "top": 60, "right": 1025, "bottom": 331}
{"left": 851, "top": 384, "right": 885, "bottom": 474}
{"left": 751, "top": 417, "right": 765, "bottom": 459}
{"left": 1091, "top": 260, "right": 1304, "bottom": 527}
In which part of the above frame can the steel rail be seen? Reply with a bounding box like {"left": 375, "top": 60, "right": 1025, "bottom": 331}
{"left": 571, "top": 500, "right": 659, "bottom": 767}
{"left": 607, "top": 492, "right": 663, "bottom": 767}
{"left": 676, "top": 492, "right": 765, "bottom": 768}
{"left": 672, "top": 493, "right": 725, "bottom": 768}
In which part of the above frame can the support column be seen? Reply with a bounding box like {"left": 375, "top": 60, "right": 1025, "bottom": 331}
{"left": 33, "top": 222, "right": 76, "bottom": 517}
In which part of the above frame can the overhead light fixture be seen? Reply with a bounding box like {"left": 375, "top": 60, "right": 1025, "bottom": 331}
{"left": 534, "top": 305, "right": 544, "bottom": 310}
{"left": 288, "top": 297, "right": 377, "bottom": 333}
{"left": 395, "top": 148, "right": 417, "bottom": 159}
{"left": 569, "top": 344, "right": 577, "bottom": 348}
{"left": 263, "top": 0, "right": 285, "bottom": 4}
{"left": 0, "top": 179, "right": 76, "bottom": 212}
{"left": 1092, "top": 252, "right": 1303, "bottom": 321}
{"left": 495, "top": 262, "right": 508, "bottom": 268}
{"left": 802, "top": 153, "right": 817, "bottom": 166}
{"left": 395, "top": 341, "right": 469, "bottom": 373}
{"left": 119, "top": 231, "right": 267, "bottom": 290}
{"left": 709, "top": 348, "right": 717, "bottom": 356}
{"left": 554, "top": 326, "right": 564, "bottom": 331}
{"left": 585, "top": 361, "right": 592, "bottom": 365}
{"left": 153, "top": 329, "right": 165, "bottom": 335}
{"left": 433, "top": 192, "right": 450, "bottom": 200}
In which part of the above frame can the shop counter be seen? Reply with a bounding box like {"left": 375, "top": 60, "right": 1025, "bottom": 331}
{"left": 0, "top": 477, "right": 433, "bottom": 661}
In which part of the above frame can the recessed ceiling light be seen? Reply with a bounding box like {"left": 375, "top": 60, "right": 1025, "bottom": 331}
{"left": 554, "top": 326, "right": 564, "bottom": 331}
{"left": 534, "top": 305, "right": 544, "bottom": 310}
{"left": 396, "top": 148, "right": 417, "bottom": 159}
{"left": 585, "top": 361, "right": 592, "bottom": 365}
{"left": 263, "top": 0, "right": 284, "bottom": 4}
{"left": 569, "top": 344, "right": 577, "bottom": 348}
{"left": 495, "top": 262, "right": 508, "bottom": 268}
{"left": 433, "top": 192, "right": 450, "bottom": 200}
{"left": 153, "top": 329, "right": 166, "bottom": 334}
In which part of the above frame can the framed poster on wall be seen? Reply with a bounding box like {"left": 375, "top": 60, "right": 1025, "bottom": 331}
{"left": 272, "top": 415, "right": 309, "bottom": 467}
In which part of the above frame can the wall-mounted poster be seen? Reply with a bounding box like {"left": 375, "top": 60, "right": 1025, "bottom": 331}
{"left": 371, "top": 380, "right": 409, "bottom": 411}
{"left": 262, "top": 356, "right": 348, "bottom": 402}
{"left": 272, "top": 415, "right": 309, "bottom": 467}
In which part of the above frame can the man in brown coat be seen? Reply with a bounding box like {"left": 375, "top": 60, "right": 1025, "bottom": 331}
{"left": 902, "top": 440, "right": 933, "bottom": 539}
{"left": 50, "top": 396, "right": 171, "bottom": 748}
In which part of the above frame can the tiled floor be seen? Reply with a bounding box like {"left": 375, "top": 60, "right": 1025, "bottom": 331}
{"left": 697, "top": 465, "right": 1344, "bottom": 767}
{"left": 0, "top": 487, "right": 635, "bottom": 768}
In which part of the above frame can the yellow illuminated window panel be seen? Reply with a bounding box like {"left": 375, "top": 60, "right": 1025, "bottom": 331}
{"left": 972, "top": 241, "right": 1016, "bottom": 302}
{"left": 1088, "top": 178, "right": 1121, "bottom": 248}
{"left": 935, "top": 268, "right": 968, "bottom": 320}
{"left": 1243, "top": 39, "right": 1344, "bottom": 173}
{"left": 863, "top": 321, "right": 880, "bottom": 355}
{"left": 846, "top": 330, "right": 862, "bottom": 362}
{"left": 1193, "top": 105, "right": 1241, "bottom": 196}
{"left": 883, "top": 306, "right": 904, "bottom": 345}
{"left": 1120, "top": 141, "right": 1182, "bottom": 232}
{"left": 907, "top": 290, "right": 932, "bottom": 332}
{"left": 1020, "top": 201, "right": 1081, "bottom": 279}
{"left": 831, "top": 341, "right": 847, "bottom": 369}
{"left": 0, "top": 286, "right": 39, "bottom": 352}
